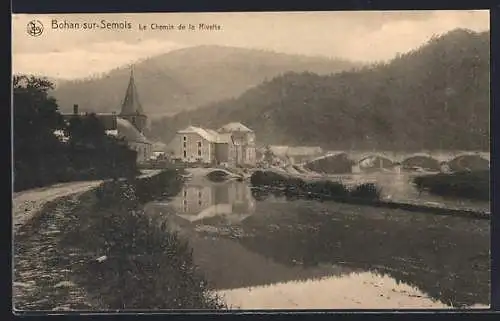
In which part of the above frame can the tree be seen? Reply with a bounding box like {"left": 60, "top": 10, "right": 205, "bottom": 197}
{"left": 66, "top": 113, "right": 107, "bottom": 148}
{"left": 13, "top": 75, "right": 68, "bottom": 190}
{"left": 13, "top": 75, "right": 137, "bottom": 191}
{"left": 149, "top": 29, "right": 490, "bottom": 151}
{"left": 13, "top": 75, "right": 65, "bottom": 154}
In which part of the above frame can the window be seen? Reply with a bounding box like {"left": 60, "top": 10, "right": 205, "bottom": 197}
{"left": 183, "top": 190, "right": 187, "bottom": 197}
{"left": 197, "top": 142, "right": 202, "bottom": 148}
{"left": 183, "top": 150, "right": 187, "bottom": 158}
{"left": 183, "top": 136, "right": 187, "bottom": 141}
{"left": 183, "top": 142, "right": 187, "bottom": 148}
{"left": 197, "top": 141, "right": 202, "bottom": 157}
{"left": 198, "top": 191, "right": 202, "bottom": 198}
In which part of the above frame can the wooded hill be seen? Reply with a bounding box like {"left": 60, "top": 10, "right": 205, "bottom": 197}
{"left": 50, "top": 45, "right": 358, "bottom": 118}
{"left": 150, "top": 29, "right": 490, "bottom": 151}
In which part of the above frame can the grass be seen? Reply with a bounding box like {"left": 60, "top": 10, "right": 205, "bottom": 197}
{"left": 249, "top": 170, "right": 489, "bottom": 219}
{"left": 413, "top": 170, "right": 490, "bottom": 202}
{"left": 250, "top": 170, "right": 382, "bottom": 203}
{"left": 14, "top": 169, "right": 228, "bottom": 311}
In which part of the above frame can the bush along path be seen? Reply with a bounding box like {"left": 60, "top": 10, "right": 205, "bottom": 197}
{"left": 13, "top": 169, "right": 228, "bottom": 312}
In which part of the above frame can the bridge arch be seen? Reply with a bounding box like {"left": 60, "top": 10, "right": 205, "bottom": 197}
{"left": 451, "top": 151, "right": 490, "bottom": 160}
{"left": 355, "top": 153, "right": 397, "bottom": 163}
{"left": 400, "top": 153, "right": 442, "bottom": 171}
{"left": 447, "top": 153, "right": 490, "bottom": 171}
{"left": 355, "top": 153, "right": 396, "bottom": 171}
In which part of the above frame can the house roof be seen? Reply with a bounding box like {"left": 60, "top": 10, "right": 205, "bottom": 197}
{"left": 178, "top": 126, "right": 219, "bottom": 142}
{"left": 287, "top": 146, "right": 323, "bottom": 156}
{"left": 206, "top": 129, "right": 220, "bottom": 137}
{"left": 269, "top": 145, "right": 290, "bottom": 157}
{"left": 62, "top": 113, "right": 117, "bottom": 131}
{"left": 269, "top": 145, "right": 323, "bottom": 157}
{"left": 115, "top": 117, "right": 150, "bottom": 144}
{"left": 217, "top": 122, "right": 253, "bottom": 133}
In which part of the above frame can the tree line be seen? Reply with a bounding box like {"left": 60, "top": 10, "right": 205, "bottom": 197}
{"left": 13, "top": 75, "right": 138, "bottom": 192}
{"left": 150, "top": 28, "right": 490, "bottom": 151}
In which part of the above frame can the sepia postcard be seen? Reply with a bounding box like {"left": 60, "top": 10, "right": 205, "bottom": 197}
{"left": 12, "top": 10, "right": 490, "bottom": 312}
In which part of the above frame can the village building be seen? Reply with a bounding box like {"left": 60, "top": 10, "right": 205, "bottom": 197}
{"left": 151, "top": 142, "right": 168, "bottom": 160}
{"left": 169, "top": 122, "right": 256, "bottom": 166}
{"left": 60, "top": 67, "right": 153, "bottom": 164}
{"left": 264, "top": 145, "right": 324, "bottom": 165}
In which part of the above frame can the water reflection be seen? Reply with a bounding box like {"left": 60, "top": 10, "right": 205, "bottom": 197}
{"left": 235, "top": 200, "right": 490, "bottom": 308}
{"left": 144, "top": 178, "right": 490, "bottom": 309}
{"left": 218, "top": 272, "right": 450, "bottom": 309}
{"left": 332, "top": 172, "right": 489, "bottom": 211}
{"left": 170, "top": 181, "right": 255, "bottom": 224}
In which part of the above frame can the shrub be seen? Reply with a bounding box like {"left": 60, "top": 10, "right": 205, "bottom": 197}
{"left": 414, "top": 170, "right": 489, "bottom": 201}
{"left": 250, "top": 170, "right": 289, "bottom": 187}
{"left": 349, "top": 183, "right": 382, "bottom": 201}
{"left": 305, "top": 180, "right": 349, "bottom": 199}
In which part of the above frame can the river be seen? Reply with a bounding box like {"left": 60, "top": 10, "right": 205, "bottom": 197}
{"left": 325, "top": 172, "right": 490, "bottom": 212}
{"left": 143, "top": 174, "right": 490, "bottom": 310}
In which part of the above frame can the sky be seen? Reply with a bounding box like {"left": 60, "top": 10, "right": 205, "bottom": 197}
{"left": 12, "top": 11, "right": 489, "bottom": 79}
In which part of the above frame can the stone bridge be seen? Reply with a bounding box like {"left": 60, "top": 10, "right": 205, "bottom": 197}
{"left": 322, "top": 150, "right": 490, "bottom": 164}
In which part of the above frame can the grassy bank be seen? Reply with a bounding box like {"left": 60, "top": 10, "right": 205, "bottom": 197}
{"left": 413, "top": 170, "right": 490, "bottom": 202}
{"left": 250, "top": 170, "right": 489, "bottom": 219}
{"left": 250, "top": 170, "right": 381, "bottom": 202}
{"left": 14, "top": 169, "right": 228, "bottom": 311}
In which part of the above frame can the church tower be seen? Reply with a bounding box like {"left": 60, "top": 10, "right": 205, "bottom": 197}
{"left": 120, "top": 66, "right": 147, "bottom": 133}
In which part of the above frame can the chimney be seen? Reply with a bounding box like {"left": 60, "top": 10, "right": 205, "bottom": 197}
{"left": 73, "top": 104, "right": 79, "bottom": 115}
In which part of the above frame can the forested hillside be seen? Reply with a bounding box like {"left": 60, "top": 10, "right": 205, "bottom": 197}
{"left": 150, "top": 29, "right": 490, "bottom": 151}
{"left": 50, "top": 45, "right": 358, "bottom": 117}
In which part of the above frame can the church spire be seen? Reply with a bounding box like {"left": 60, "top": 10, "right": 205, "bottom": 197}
{"left": 120, "top": 65, "right": 144, "bottom": 116}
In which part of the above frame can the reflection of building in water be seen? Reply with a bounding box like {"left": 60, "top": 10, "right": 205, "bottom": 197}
{"left": 171, "top": 182, "right": 255, "bottom": 224}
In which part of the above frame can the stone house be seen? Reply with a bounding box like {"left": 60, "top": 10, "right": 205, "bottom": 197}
{"left": 169, "top": 122, "right": 256, "bottom": 166}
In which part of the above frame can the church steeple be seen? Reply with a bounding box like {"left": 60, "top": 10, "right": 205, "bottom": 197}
{"left": 119, "top": 65, "right": 147, "bottom": 133}
{"left": 120, "top": 65, "right": 144, "bottom": 116}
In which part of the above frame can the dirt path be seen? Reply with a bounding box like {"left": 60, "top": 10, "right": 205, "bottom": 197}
{"left": 12, "top": 170, "right": 163, "bottom": 234}
{"left": 13, "top": 193, "right": 99, "bottom": 312}
{"left": 12, "top": 180, "right": 104, "bottom": 234}
{"left": 13, "top": 169, "right": 165, "bottom": 312}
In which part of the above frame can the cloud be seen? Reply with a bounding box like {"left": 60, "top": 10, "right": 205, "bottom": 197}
{"left": 12, "top": 10, "right": 489, "bottom": 78}
{"left": 13, "top": 39, "right": 185, "bottom": 78}
{"left": 334, "top": 10, "right": 489, "bottom": 62}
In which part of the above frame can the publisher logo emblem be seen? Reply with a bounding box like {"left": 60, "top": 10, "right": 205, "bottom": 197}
{"left": 27, "top": 20, "right": 44, "bottom": 37}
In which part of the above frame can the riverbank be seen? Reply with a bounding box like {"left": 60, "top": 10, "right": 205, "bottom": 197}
{"left": 142, "top": 176, "right": 489, "bottom": 309}
{"left": 13, "top": 169, "right": 227, "bottom": 311}
{"left": 250, "top": 170, "right": 490, "bottom": 220}
{"left": 413, "top": 170, "right": 489, "bottom": 202}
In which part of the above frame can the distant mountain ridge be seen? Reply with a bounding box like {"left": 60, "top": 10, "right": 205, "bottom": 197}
{"left": 150, "top": 29, "right": 490, "bottom": 151}
{"left": 50, "top": 45, "right": 360, "bottom": 117}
